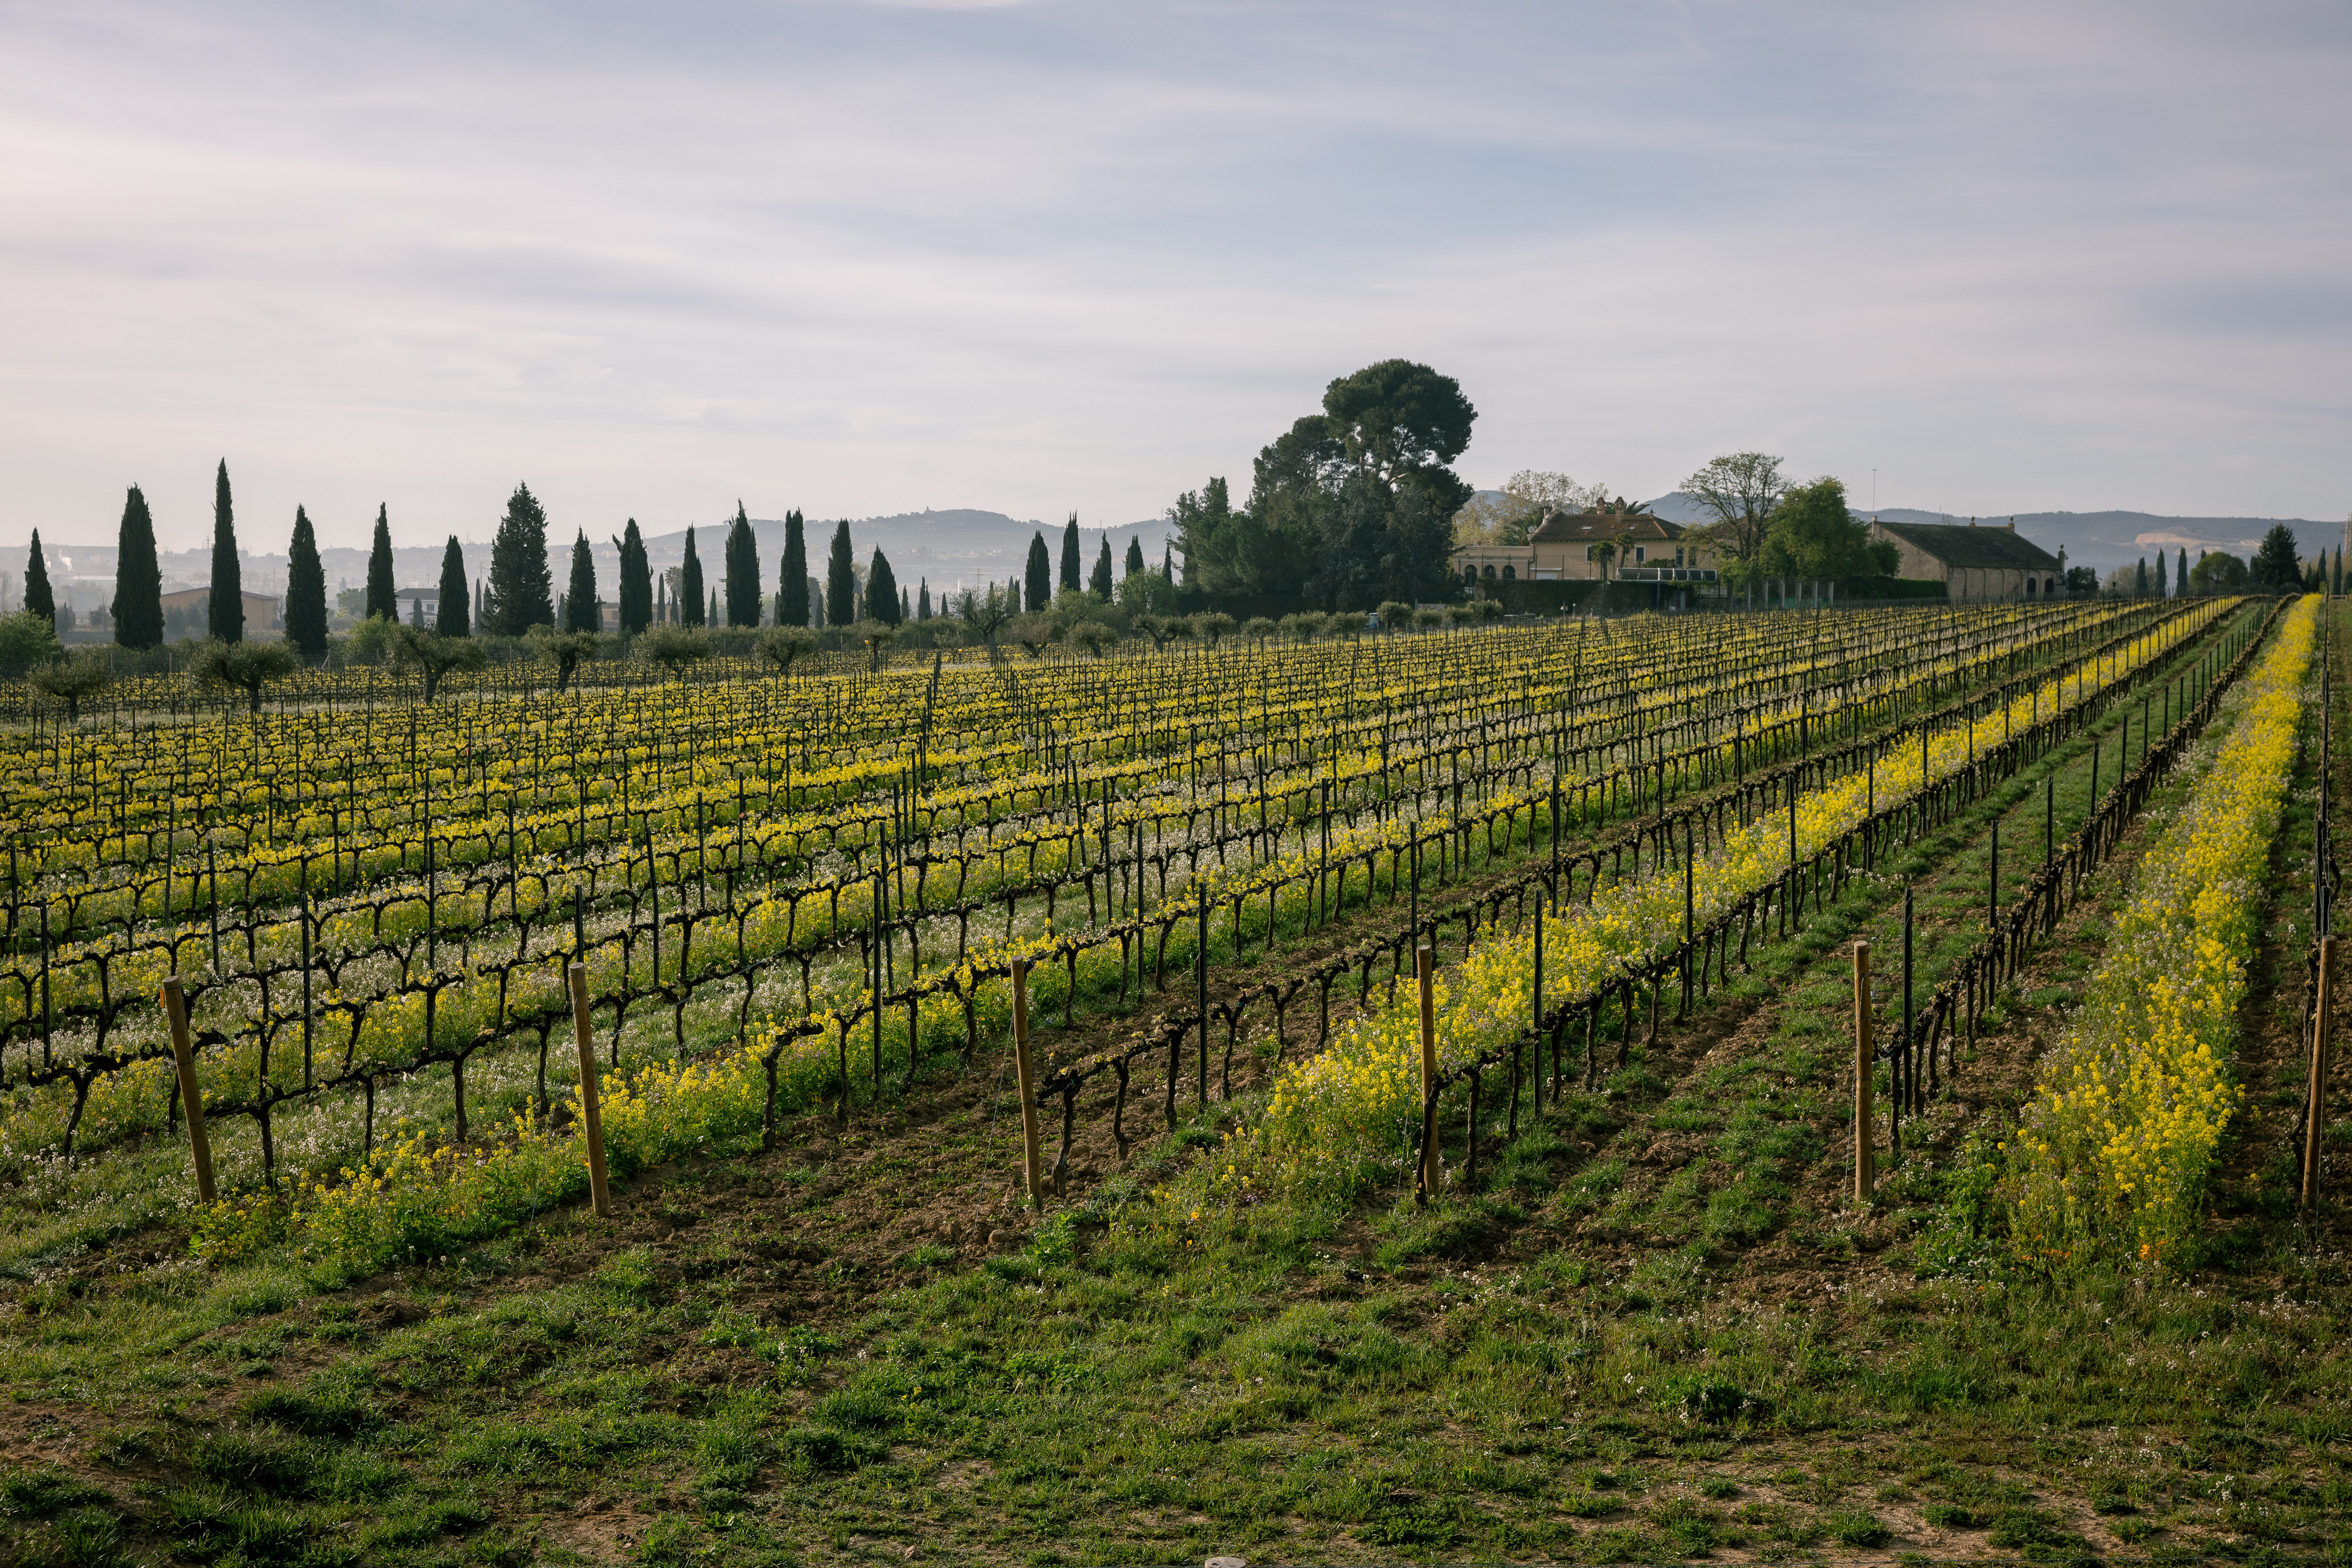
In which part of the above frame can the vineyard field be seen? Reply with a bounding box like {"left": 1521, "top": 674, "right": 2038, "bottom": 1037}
{"left": 0, "top": 599, "right": 2346, "bottom": 1567}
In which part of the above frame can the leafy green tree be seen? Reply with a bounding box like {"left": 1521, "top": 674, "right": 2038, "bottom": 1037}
{"left": 1222, "top": 359, "right": 1475, "bottom": 608}
{"left": 724, "top": 503, "right": 761, "bottom": 627}
{"left": 1757, "top": 477, "right": 1887, "bottom": 581}
{"left": 1115, "top": 567, "right": 1178, "bottom": 617}
{"left": 1024, "top": 532, "right": 1052, "bottom": 611}
{"left": 1125, "top": 536, "right": 1145, "bottom": 578}
{"left": 825, "top": 521, "right": 857, "bottom": 629}
{"left": 677, "top": 526, "right": 705, "bottom": 627}
{"left": 485, "top": 483, "right": 554, "bottom": 634}
{"left": 285, "top": 505, "right": 329, "bottom": 661}
{"left": 2250, "top": 524, "right": 2301, "bottom": 592}
{"left": 366, "top": 505, "right": 396, "bottom": 622}
{"left": 1060, "top": 514, "right": 1081, "bottom": 595}
{"left": 1678, "top": 452, "right": 1788, "bottom": 570}
{"left": 2190, "top": 551, "right": 2248, "bottom": 592}
{"left": 112, "top": 488, "right": 163, "bottom": 650}
{"left": 390, "top": 623, "right": 486, "bottom": 702}
{"left": 565, "top": 530, "right": 600, "bottom": 632}
{"left": 526, "top": 625, "right": 601, "bottom": 692}
{"left": 30, "top": 648, "right": 111, "bottom": 720}
{"left": 637, "top": 623, "right": 710, "bottom": 675}
{"left": 866, "top": 549, "right": 902, "bottom": 626}
{"left": 208, "top": 461, "right": 243, "bottom": 642}
{"left": 0, "top": 611, "right": 61, "bottom": 676}
{"left": 190, "top": 636, "right": 297, "bottom": 714}
{"left": 436, "top": 538, "right": 471, "bottom": 636}
{"left": 780, "top": 510, "right": 808, "bottom": 627}
{"left": 958, "top": 583, "right": 1014, "bottom": 655}
{"left": 757, "top": 624, "right": 817, "bottom": 676}
{"left": 616, "top": 519, "right": 651, "bottom": 634}
{"left": 1089, "top": 535, "right": 1114, "bottom": 597}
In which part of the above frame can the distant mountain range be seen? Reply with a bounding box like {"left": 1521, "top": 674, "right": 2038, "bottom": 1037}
{"left": 2, "top": 508, "right": 1177, "bottom": 613}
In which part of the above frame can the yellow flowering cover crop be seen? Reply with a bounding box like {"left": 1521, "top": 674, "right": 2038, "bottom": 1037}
{"left": 2004, "top": 597, "right": 2315, "bottom": 1268}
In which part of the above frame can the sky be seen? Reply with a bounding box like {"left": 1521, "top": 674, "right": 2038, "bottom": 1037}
{"left": 2, "top": 0, "right": 2348, "bottom": 553}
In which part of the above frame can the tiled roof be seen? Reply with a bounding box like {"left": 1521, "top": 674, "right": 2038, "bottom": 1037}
{"left": 1873, "top": 519, "right": 2062, "bottom": 571}
{"left": 1528, "top": 512, "right": 1688, "bottom": 544}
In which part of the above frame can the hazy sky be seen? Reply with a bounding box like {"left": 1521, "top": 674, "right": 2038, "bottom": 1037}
{"left": 4, "top": 0, "right": 2347, "bottom": 552}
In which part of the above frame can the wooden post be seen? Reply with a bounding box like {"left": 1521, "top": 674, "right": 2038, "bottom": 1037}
{"left": 1013, "top": 959, "right": 1045, "bottom": 1208}
{"left": 1416, "top": 945, "right": 1439, "bottom": 1201}
{"left": 568, "top": 963, "right": 613, "bottom": 1218}
{"left": 2306, "top": 935, "right": 2335, "bottom": 1209}
{"left": 1853, "top": 942, "right": 1874, "bottom": 1200}
{"left": 161, "top": 978, "right": 215, "bottom": 1204}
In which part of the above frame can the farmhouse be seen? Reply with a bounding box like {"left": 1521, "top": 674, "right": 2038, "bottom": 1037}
{"left": 156, "top": 586, "right": 283, "bottom": 632}
{"left": 1452, "top": 511, "right": 1720, "bottom": 586}
{"left": 1867, "top": 517, "right": 2063, "bottom": 602}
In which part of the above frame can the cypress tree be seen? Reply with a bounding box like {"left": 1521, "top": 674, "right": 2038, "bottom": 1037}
{"left": 811, "top": 577, "right": 826, "bottom": 630}
{"left": 437, "top": 538, "right": 471, "bottom": 637}
{"left": 1059, "top": 512, "right": 1080, "bottom": 594}
{"left": 617, "top": 519, "right": 651, "bottom": 634}
{"left": 112, "top": 486, "right": 163, "bottom": 650}
{"left": 825, "top": 521, "right": 857, "bottom": 628}
{"left": 868, "top": 549, "right": 902, "bottom": 626}
{"left": 657, "top": 575, "right": 668, "bottom": 624}
{"left": 724, "top": 503, "right": 760, "bottom": 626}
{"left": 680, "top": 527, "right": 706, "bottom": 627}
{"left": 209, "top": 460, "right": 243, "bottom": 642}
{"left": 2134, "top": 557, "right": 2147, "bottom": 598}
{"left": 566, "top": 530, "right": 600, "bottom": 632}
{"left": 23, "top": 530, "right": 54, "bottom": 626}
{"left": 2336, "top": 550, "right": 2345, "bottom": 597}
{"left": 708, "top": 590, "right": 718, "bottom": 625}
{"left": 1163, "top": 541, "right": 1173, "bottom": 579}
{"left": 1090, "top": 535, "right": 1114, "bottom": 597}
{"left": 484, "top": 483, "right": 554, "bottom": 633}
{"left": 780, "top": 510, "right": 808, "bottom": 628}
{"left": 366, "top": 505, "right": 396, "bottom": 621}
{"left": 917, "top": 579, "right": 931, "bottom": 620}
{"left": 2178, "top": 547, "right": 2188, "bottom": 598}
{"left": 1024, "top": 532, "right": 1051, "bottom": 612}
{"left": 285, "top": 505, "right": 329, "bottom": 661}
{"left": 2155, "top": 549, "right": 2167, "bottom": 597}
{"left": 1125, "top": 536, "right": 1145, "bottom": 578}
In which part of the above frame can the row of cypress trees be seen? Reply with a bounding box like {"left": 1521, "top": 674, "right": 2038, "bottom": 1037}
{"left": 37, "top": 481, "right": 952, "bottom": 656}
{"left": 1013, "top": 514, "right": 1152, "bottom": 612}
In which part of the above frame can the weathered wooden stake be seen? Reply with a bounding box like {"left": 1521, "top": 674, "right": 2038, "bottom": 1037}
{"left": 1416, "top": 944, "right": 1439, "bottom": 1202}
{"left": 568, "top": 963, "right": 613, "bottom": 1218}
{"left": 1853, "top": 942, "right": 1874, "bottom": 1201}
{"left": 1013, "top": 959, "right": 1045, "bottom": 1208}
{"left": 161, "top": 978, "right": 215, "bottom": 1204}
{"left": 2306, "top": 936, "right": 2335, "bottom": 1209}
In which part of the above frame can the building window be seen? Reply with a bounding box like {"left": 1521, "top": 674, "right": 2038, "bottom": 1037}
{"left": 1634, "top": 546, "right": 1646, "bottom": 563}
{"left": 2025, "top": 577, "right": 2036, "bottom": 595}
{"left": 1502, "top": 565, "right": 1516, "bottom": 581}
